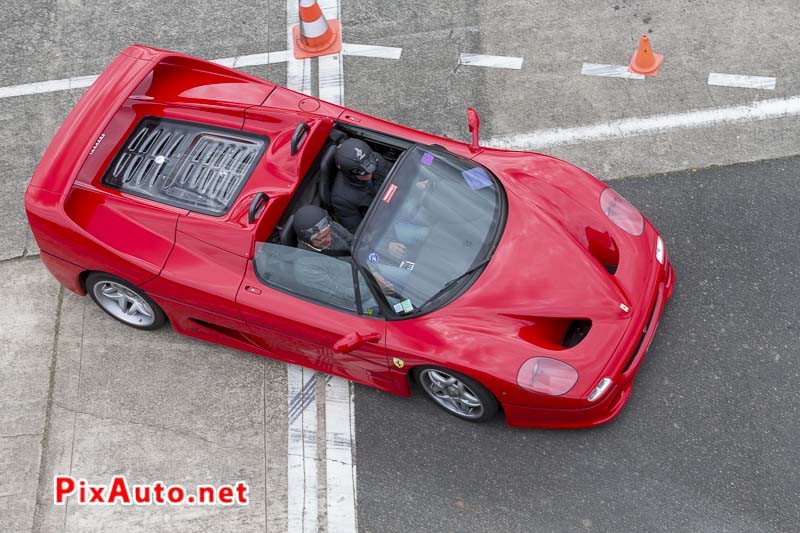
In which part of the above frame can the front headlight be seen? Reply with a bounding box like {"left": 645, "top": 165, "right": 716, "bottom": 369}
{"left": 600, "top": 188, "right": 644, "bottom": 236}
{"left": 655, "top": 236, "right": 665, "bottom": 264}
{"left": 517, "top": 357, "right": 578, "bottom": 396}
{"left": 587, "top": 377, "right": 613, "bottom": 402}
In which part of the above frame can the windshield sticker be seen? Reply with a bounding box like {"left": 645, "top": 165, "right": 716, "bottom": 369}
{"left": 368, "top": 252, "right": 379, "bottom": 263}
{"left": 400, "top": 299, "right": 414, "bottom": 313}
{"left": 399, "top": 260, "right": 415, "bottom": 271}
{"left": 382, "top": 183, "right": 398, "bottom": 203}
{"left": 420, "top": 152, "right": 434, "bottom": 166}
{"left": 393, "top": 302, "right": 404, "bottom": 313}
{"left": 461, "top": 167, "right": 493, "bottom": 190}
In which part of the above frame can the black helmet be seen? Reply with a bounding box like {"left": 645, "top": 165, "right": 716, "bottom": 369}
{"left": 293, "top": 205, "right": 331, "bottom": 243}
{"left": 335, "top": 139, "right": 379, "bottom": 177}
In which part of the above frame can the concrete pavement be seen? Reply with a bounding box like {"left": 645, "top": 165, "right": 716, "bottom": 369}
{"left": 2, "top": 0, "right": 800, "bottom": 531}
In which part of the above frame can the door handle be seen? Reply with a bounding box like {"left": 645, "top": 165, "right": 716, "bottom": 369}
{"left": 245, "top": 285, "right": 262, "bottom": 295}
{"left": 333, "top": 331, "right": 382, "bottom": 354}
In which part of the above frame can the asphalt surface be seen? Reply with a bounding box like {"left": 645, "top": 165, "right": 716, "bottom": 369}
{"left": 2, "top": 1, "right": 800, "bottom": 531}
{"left": 354, "top": 156, "right": 800, "bottom": 533}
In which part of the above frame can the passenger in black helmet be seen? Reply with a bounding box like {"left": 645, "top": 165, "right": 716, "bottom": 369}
{"left": 292, "top": 205, "right": 352, "bottom": 256}
{"left": 291, "top": 205, "right": 389, "bottom": 314}
{"left": 330, "top": 138, "right": 393, "bottom": 234}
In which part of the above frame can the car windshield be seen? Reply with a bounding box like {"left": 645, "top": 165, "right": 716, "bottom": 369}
{"left": 353, "top": 145, "right": 504, "bottom": 315}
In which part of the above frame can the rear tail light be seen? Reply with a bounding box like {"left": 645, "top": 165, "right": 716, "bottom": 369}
{"left": 517, "top": 357, "right": 579, "bottom": 396}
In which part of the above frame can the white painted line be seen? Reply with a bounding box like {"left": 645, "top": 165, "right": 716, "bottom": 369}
{"left": 285, "top": 1, "right": 317, "bottom": 530}
{"left": 287, "top": 366, "right": 318, "bottom": 533}
{"left": 318, "top": 0, "right": 340, "bottom": 19}
{"left": 325, "top": 377, "right": 357, "bottom": 533}
{"left": 287, "top": 0, "right": 313, "bottom": 99}
{"left": 319, "top": 54, "right": 344, "bottom": 105}
{"left": 0, "top": 75, "right": 98, "bottom": 99}
{"left": 708, "top": 72, "right": 776, "bottom": 91}
{"left": 0, "top": 43, "right": 404, "bottom": 100}
{"left": 581, "top": 63, "right": 645, "bottom": 80}
{"left": 459, "top": 53, "right": 523, "bottom": 70}
{"left": 342, "top": 43, "right": 403, "bottom": 60}
{"left": 212, "top": 50, "right": 291, "bottom": 68}
{"left": 486, "top": 95, "right": 800, "bottom": 151}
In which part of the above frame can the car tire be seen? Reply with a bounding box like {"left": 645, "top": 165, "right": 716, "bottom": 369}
{"left": 414, "top": 366, "right": 499, "bottom": 423}
{"left": 86, "top": 272, "right": 167, "bottom": 331}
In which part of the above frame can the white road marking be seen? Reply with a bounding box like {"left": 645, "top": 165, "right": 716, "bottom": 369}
{"left": 285, "top": 1, "right": 316, "bottom": 530}
{"left": 325, "top": 377, "right": 357, "bottom": 533}
{"left": 0, "top": 44, "right": 403, "bottom": 101}
{"left": 287, "top": 0, "right": 313, "bottom": 97}
{"left": 287, "top": 366, "right": 318, "bottom": 533}
{"left": 0, "top": 75, "right": 98, "bottom": 99}
{"left": 486, "top": 95, "right": 800, "bottom": 150}
{"left": 342, "top": 43, "right": 403, "bottom": 59}
{"left": 581, "top": 63, "right": 645, "bottom": 80}
{"left": 212, "top": 50, "right": 291, "bottom": 68}
{"left": 708, "top": 72, "right": 776, "bottom": 90}
{"left": 459, "top": 53, "right": 523, "bottom": 70}
{"left": 319, "top": 54, "right": 344, "bottom": 105}
{"left": 314, "top": 3, "right": 358, "bottom": 531}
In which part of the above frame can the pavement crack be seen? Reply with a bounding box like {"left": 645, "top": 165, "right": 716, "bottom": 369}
{"left": 0, "top": 254, "right": 40, "bottom": 265}
{"left": 263, "top": 358, "right": 268, "bottom": 533}
{"left": 53, "top": 403, "right": 213, "bottom": 445}
{"left": 0, "top": 432, "right": 43, "bottom": 439}
{"left": 324, "top": 458, "right": 352, "bottom": 467}
{"left": 32, "top": 285, "right": 64, "bottom": 532}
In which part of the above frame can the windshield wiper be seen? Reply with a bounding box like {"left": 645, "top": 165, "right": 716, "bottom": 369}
{"left": 413, "top": 257, "right": 491, "bottom": 314}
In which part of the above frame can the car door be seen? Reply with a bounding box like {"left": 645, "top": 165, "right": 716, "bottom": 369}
{"left": 236, "top": 243, "right": 404, "bottom": 395}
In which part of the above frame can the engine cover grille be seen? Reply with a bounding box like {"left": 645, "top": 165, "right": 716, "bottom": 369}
{"left": 102, "top": 117, "right": 268, "bottom": 216}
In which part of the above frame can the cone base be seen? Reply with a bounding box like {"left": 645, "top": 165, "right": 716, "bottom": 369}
{"left": 293, "top": 19, "right": 342, "bottom": 59}
{"left": 628, "top": 53, "right": 664, "bottom": 76}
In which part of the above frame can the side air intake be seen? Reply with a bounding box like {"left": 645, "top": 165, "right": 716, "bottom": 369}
{"left": 102, "top": 117, "right": 268, "bottom": 216}
{"left": 509, "top": 315, "right": 593, "bottom": 351}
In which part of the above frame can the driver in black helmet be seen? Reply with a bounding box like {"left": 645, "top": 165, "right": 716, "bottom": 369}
{"left": 292, "top": 205, "right": 352, "bottom": 257}
{"left": 330, "top": 138, "right": 393, "bottom": 234}
{"left": 292, "top": 204, "right": 391, "bottom": 314}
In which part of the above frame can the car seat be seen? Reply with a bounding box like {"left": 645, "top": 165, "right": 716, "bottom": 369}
{"left": 279, "top": 214, "right": 298, "bottom": 247}
{"left": 317, "top": 144, "right": 338, "bottom": 211}
{"left": 318, "top": 130, "right": 348, "bottom": 210}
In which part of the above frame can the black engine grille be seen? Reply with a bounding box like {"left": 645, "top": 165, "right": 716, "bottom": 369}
{"left": 102, "top": 117, "right": 268, "bottom": 216}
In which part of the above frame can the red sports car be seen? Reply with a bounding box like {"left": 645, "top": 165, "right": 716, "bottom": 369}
{"left": 25, "top": 45, "right": 674, "bottom": 428}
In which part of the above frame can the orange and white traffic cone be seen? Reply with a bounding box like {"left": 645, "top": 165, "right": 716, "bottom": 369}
{"left": 292, "top": 0, "right": 342, "bottom": 59}
{"left": 628, "top": 34, "right": 663, "bottom": 76}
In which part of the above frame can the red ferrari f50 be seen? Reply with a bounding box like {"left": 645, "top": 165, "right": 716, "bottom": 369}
{"left": 25, "top": 45, "right": 674, "bottom": 428}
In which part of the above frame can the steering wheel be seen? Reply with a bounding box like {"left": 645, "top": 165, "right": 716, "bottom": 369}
{"left": 417, "top": 176, "right": 437, "bottom": 210}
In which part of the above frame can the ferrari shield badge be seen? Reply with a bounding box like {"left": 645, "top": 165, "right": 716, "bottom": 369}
{"left": 392, "top": 358, "right": 405, "bottom": 369}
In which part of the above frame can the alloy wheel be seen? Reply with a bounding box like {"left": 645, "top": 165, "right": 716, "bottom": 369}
{"left": 418, "top": 368, "right": 485, "bottom": 420}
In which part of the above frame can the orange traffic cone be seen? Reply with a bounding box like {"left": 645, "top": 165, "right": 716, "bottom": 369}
{"left": 628, "top": 34, "right": 663, "bottom": 76}
{"left": 292, "top": 0, "right": 342, "bottom": 59}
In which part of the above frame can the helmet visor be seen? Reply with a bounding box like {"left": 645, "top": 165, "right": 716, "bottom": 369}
{"left": 299, "top": 216, "right": 332, "bottom": 242}
{"left": 349, "top": 152, "right": 379, "bottom": 176}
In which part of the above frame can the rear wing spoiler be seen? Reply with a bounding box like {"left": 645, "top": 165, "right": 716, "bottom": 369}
{"left": 28, "top": 45, "right": 276, "bottom": 193}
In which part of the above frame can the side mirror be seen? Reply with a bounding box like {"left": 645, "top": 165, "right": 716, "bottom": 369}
{"left": 333, "top": 331, "right": 382, "bottom": 354}
{"left": 467, "top": 107, "right": 481, "bottom": 153}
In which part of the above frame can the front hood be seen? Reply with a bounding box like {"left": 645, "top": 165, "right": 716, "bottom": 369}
{"left": 417, "top": 151, "right": 662, "bottom": 404}
{"left": 456, "top": 153, "right": 633, "bottom": 320}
